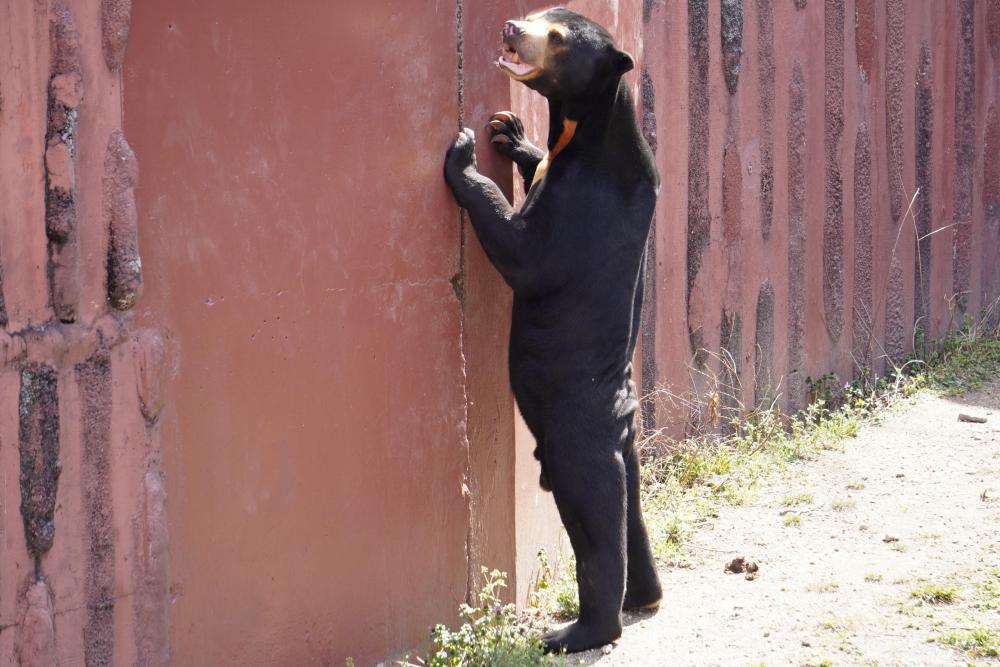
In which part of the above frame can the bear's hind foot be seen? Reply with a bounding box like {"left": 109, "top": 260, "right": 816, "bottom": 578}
{"left": 542, "top": 618, "right": 622, "bottom": 654}
{"left": 622, "top": 581, "right": 662, "bottom": 611}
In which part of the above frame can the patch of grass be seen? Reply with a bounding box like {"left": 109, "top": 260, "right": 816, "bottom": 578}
{"left": 531, "top": 550, "right": 578, "bottom": 621}
{"left": 922, "top": 322, "right": 1000, "bottom": 395}
{"left": 831, "top": 498, "right": 855, "bottom": 512}
{"left": 803, "top": 659, "right": 835, "bottom": 667}
{"left": 889, "top": 542, "right": 909, "bottom": 553}
{"left": 636, "top": 327, "right": 1000, "bottom": 565}
{"left": 782, "top": 492, "right": 815, "bottom": 506}
{"left": 783, "top": 514, "right": 802, "bottom": 527}
{"left": 819, "top": 615, "right": 857, "bottom": 632}
{"left": 914, "top": 532, "right": 943, "bottom": 541}
{"left": 974, "top": 570, "right": 1000, "bottom": 612}
{"left": 809, "top": 581, "right": 840, "bottom": 593}
{"left": 864, "top": 573, "right": 883, "bottom": 583}
{"left": 910, "top": 584, "right": 959, "bottom": 604}
{"left": 937, "top": 627, "right": 1000, "bottom": 658}
{"left": 400, "top": 568, "right": 553, "bottom": 667}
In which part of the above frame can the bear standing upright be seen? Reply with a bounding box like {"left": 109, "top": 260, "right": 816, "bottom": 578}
{"left": 443, "top": 8, "right": 662, "bottom": 653}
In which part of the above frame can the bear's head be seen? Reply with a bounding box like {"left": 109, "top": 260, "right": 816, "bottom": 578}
{"left": 497, "top": 8, "right": 634, "bottom": 99}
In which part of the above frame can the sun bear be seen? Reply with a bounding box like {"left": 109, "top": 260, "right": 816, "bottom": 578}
{"left": 443, "top": 8, "right": 661, "bottom": 653}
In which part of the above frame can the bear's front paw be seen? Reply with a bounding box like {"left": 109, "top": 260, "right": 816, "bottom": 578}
{"left": 444, "top": 128, "right": 478, "bottom": 182}
{"left": 486, "top": 111, "right": 526, "bottom": 158}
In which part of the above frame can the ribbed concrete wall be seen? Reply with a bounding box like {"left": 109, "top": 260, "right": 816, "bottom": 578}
{"left": 641, "top": 0, "right": 1000, "bottom": 430}
{"left": 0, "top": 1, "right": 169, "bottom": 665}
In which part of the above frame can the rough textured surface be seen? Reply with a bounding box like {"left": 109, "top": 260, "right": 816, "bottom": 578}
{"left": 823, "top": 0, "right": 845, "bottom": 342}
{"left": 913, "top": 43, "right": 933, "bottom": 328}
{"left": 77, "top": 350, "right": 114, "bottom": 667}
{"left": 952, "top": 0, "right": 976, "bottom": 315}
{"left": 687, "top": 0, "right": 710, "bottom": 355}
{"left": 105, "top": 130, "right": 143, "bottom": 310}
{"left": 101, "top": 0, "right": 132, "bottom": 71}
{"left": 46, "top": 2, "right": 83, "bottom": 323}
{"left": 719, "top": 309, "right": 742, "bottom": 424}
{"left": 720, "top": 0, "right": 743, "bottom": 95}
{"left": 852, "top": 126, "right": 873, "bottom": 376}
{"left": 854, "top": 0, "right": 875, "bottom": 82}
{"left": 884, "top": 257, "right": 905, "bottom": 366}
{"left": 756, "top": 0, "right": 774, "bottom": 239}
{"left": 18, "top": 364, "right": 60, "bottom": 556}
{"left": 787, "top": 65, "right": 807, "bottom": 411}
{"left": 640, "top": 65, "right": 658, "bottom": 431}
{"left": 990, "top": 0, "right": 1000, "bottom": 61}
{"left": 884, "top": 0, "right": 905, "bottom": 225}
{"left": 754, "top": 281, "right": 774, "bottom": 407}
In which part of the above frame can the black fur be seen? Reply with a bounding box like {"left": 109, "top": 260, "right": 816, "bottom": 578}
{"left": 444, "top": 8, "right": 661, "bottom": 654}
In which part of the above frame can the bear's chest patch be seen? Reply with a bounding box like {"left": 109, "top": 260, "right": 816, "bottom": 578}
{"left": 531, "top": 119, "right": 578, "bottom": 188}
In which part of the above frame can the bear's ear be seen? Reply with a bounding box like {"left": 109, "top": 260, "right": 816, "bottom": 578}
{"left": 614, "top": 49, "right": 635, "bottom": 76}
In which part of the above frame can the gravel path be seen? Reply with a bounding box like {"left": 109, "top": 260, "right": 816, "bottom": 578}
{"left": 564, "top": 381, "right": 1000, "bottom": 666}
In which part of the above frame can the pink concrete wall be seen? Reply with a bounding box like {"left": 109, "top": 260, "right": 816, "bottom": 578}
{"left": 640, "top": 0, "right": 1000, "bottom": 432}
{"left": 0, "top": 0, "right": 169, "bottom": 665}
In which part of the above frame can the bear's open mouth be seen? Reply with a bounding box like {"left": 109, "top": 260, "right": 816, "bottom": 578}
{"left": 498, "top": 43, "right": 538, "bottom": 78}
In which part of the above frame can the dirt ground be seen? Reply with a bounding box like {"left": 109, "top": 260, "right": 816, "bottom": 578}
{"left": 563, "top": 381, "right": 1000, "bottom": 666}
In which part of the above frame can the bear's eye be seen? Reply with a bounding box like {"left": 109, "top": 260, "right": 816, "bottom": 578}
{"left": 548, "top": 29, "right": 565, "bottom": 46}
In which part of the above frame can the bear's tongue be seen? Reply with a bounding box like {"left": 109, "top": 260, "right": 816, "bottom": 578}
{"left": 499, "top": 45, "right": 536, "bottom": 76}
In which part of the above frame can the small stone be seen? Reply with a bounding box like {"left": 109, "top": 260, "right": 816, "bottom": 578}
{"left": 883, "top": 534, "right": 899, "bottom": 543}
{"left": 602, "top": 644, "right": 613, "bottom": 655}
{"left": 801, "top": 640, "right": 811, "bottom": 647}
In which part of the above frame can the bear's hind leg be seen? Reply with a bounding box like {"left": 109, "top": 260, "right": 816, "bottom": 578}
{"left": 622, "top": 441, "right": 662, "bottom": 610}
{"left": 542, "top": 447, "right": 626, "bottom": 653}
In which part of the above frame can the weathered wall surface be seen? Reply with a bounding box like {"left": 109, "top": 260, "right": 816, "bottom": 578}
{"left": 640, "top": 0, "right": 1000, "bottom": 431}
{"left": 0, "top": 0, "right": 170, "bottom": 665}
{"left": 2, "top": 1, "right": 998, "bottom": 666}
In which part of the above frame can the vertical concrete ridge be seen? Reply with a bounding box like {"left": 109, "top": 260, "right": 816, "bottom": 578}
{"left": 719, "top": 308, "right": 742, "bottom": 425}
{"left": 18, "top": 364, "right": 60, "bottom": 556}
{"left": 952, "top": 0, "right": 976, "bottom": 315}
{"left": 639, "top": 65, "right": 658, "bottom": 430}
{"left": 885, "top": 256, "right": 905, "bottom": 365}
{"left": 46, "top": 1, "right": 84, "bottom": 323}
{"left": 687, "top": 0, "right": 710, "bottom": 354}
{"left": 77, "top": 349, "right": 114, "bottom": 667}
{"left": 986, "top": 104, "right": 1000, "bottom": 223}
{"left": 721, "top": 0, "right": 743, "bottom": 95}
{"left": 15, "top": 577, "right": 56, "bottom": 667}
{"left": 984, "top": 103, "right": 1000, "bottom": 319}
{"left": 852, "top": 125, "right": 874, "bottom": 376}
{"left": 854, "top": 0, "right": 876, "bottom": 82}
{"left": 131, "top": 331, "right": 172, "bottom": 666}
{"left": 105, "top": 130, "right": 143, "bottom": 311}
{"left": 0, "top": 263, "right": 8, "bottom": 328}
{"left": 885, "top": 0, "right": 905, "bottom": 224}
{"left": 914, "top": 43, "right": 934, "bottom": 329}
{"left": 100, "top": 0, "right": 133, "bottom": 71}
{"left": 133, "top": 469, "right": 170, "bottom": 667}
{"left": 787, "top": 63, "right": 807, "bottom": 411}
{"left": 823, "top": 0, "right": 845, "bottom": 342}
{"left": 756, "top": 0, "right": 775, "bottom": 239}
{"left": 754, "top": 280, "right": 775, "bottom": 407}
{"left": 988, "top": 0, "right": 1000, "bottom": 62}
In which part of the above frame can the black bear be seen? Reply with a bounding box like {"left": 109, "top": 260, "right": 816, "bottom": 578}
{"left": 443, "top": 8, "right": 661, "bottom": 653}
